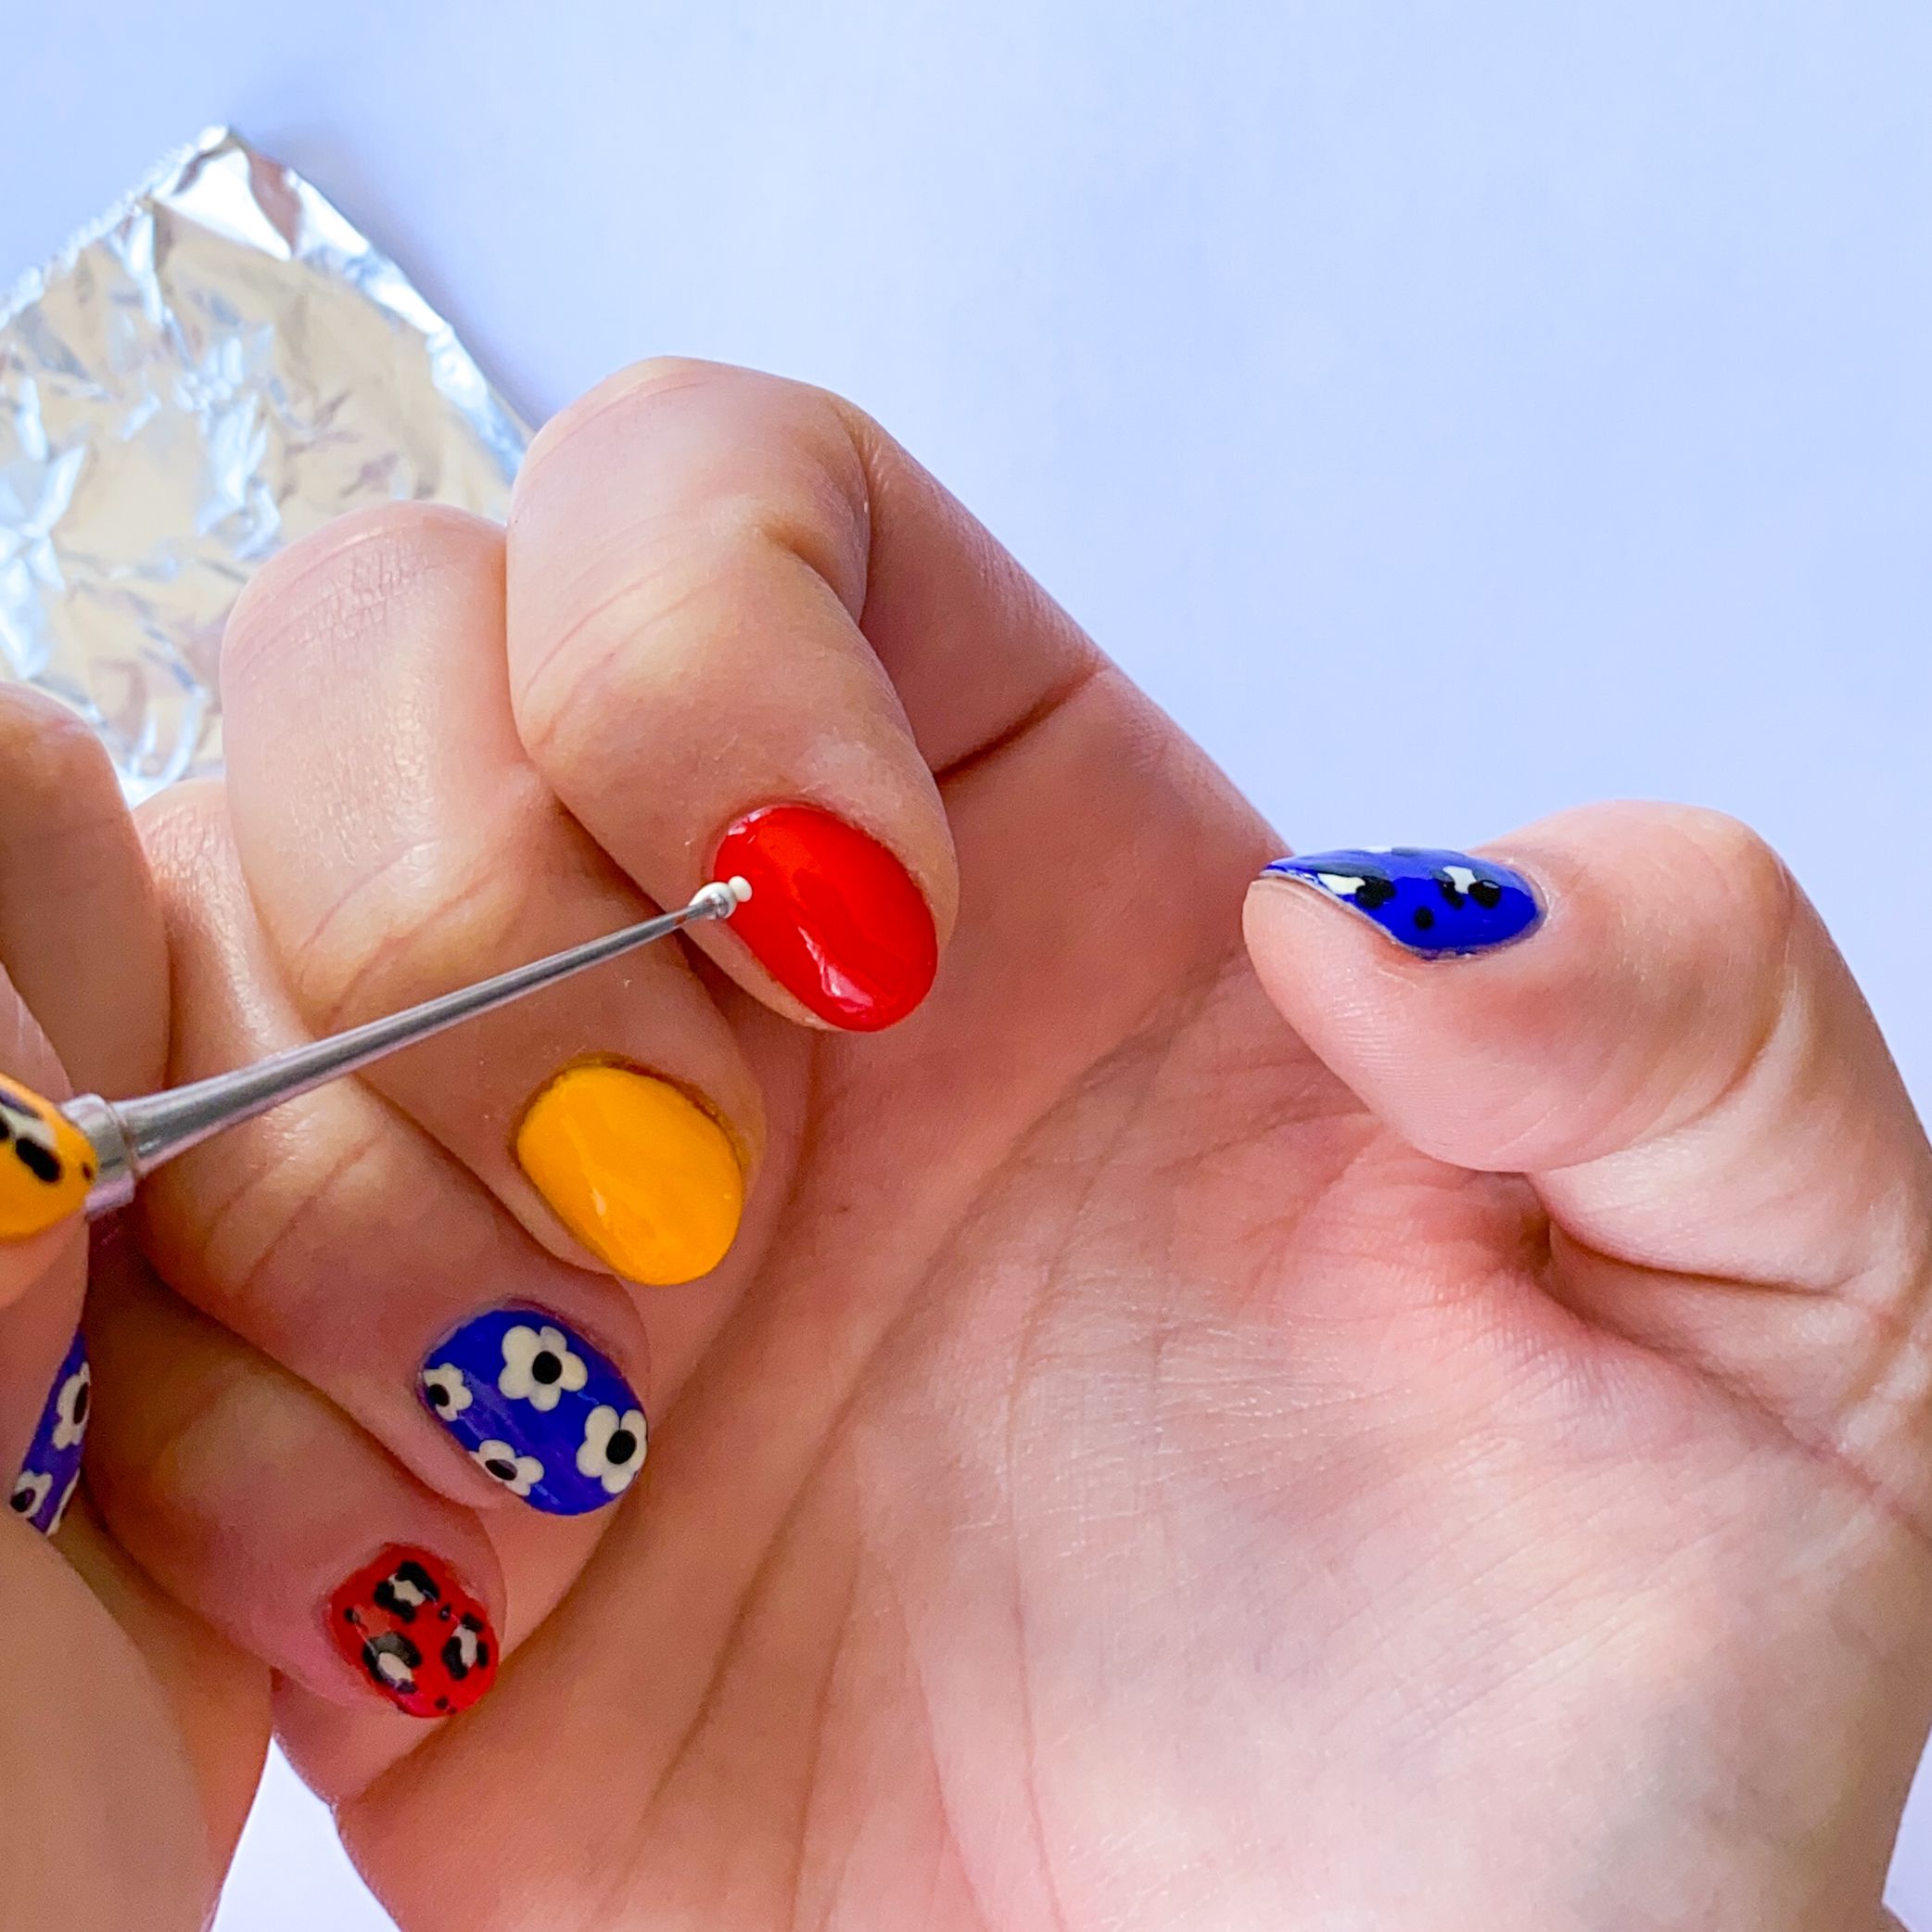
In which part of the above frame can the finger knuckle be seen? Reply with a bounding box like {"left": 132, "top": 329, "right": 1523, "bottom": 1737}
{"left": 291, "top": 827, "right": 551, "bottom": 1036}
{"left": 223, "top": 504, "right": 501, "bottom": 699}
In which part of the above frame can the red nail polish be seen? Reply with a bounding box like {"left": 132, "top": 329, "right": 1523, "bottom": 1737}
{"left": 328, "top": 1547, "right": 498, "bottom": 1719}
{"left": 713, "top": 805, "right": 938, "bottom": 1030}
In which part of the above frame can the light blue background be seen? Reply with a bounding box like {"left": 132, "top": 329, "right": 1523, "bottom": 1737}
{"left": 6, "top": 3, "right": 1931, "bottom": 1923}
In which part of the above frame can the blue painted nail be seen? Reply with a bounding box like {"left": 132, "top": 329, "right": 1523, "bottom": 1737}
{"left": 7, "top": 1330, "right": 89, "bottom": 1536}
{"left": 418, "top": 1308, "right": 644, "bottom": 1517}
{"left": 1261, "top": 846, "right": 1542, "bottom": 957}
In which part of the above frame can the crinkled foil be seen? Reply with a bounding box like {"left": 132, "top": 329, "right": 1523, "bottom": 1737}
{"left": 0, "top": 126, "right": 528, "bottom": 801}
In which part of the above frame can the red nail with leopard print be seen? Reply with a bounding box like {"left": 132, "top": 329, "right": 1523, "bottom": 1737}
{"left": 328, "top": 1546, "right": 499, "bottom": 1718}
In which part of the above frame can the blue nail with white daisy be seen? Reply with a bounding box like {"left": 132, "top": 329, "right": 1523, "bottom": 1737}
{"left": 7, "top": 1329, "right": 89, "bottom": 1536}
{"left": 1260, "top": 847, "right": 1543, "bottom": 957}
{"left": 418, "top": 1309, "right": 646, "bottom": 1516}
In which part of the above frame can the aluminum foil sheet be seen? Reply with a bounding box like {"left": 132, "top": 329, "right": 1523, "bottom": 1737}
{"left": 0, "top": 126, "right": 528, "bottom": 801}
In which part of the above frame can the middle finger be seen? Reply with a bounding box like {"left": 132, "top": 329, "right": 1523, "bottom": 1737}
{"left": 219, "top": 503, "right": 764, "bottom": 1293}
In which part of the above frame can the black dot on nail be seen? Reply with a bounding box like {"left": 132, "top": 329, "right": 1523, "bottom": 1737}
{"left": 1413, "top": 907, "right": 1435, "bottom": 932}
{"left": 428, "top": 1386, "right": 451, "bottom": 1410}
{"left": 606, "top": 1429, "right": 639, "bottom": 1465}
{"left": 17, "top": 1139, "right": 60, "bottom": 1184}
{"left": 532, "top": 1352, "right": 562, "bottom": 1385}
{"left": 486, "top": 1459, "right": 518, "bottom": 1481}
{"left": 1470, "top": 879, "right": 1504, "bottom": 909}
{"left": 71, "top": 1384, "right": 88, "bottom": 1426}
{"left": 8, "top": 1492, "right": 31, "bottom": 1515}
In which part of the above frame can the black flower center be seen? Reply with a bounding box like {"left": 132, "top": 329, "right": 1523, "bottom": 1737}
{"left": 532, "top": 1351, "right": 562, "bottom": 1385}
{"left": 8, "top": 1487, "right": 32, "bottom": 1514}
{"left": 605, "top": 1429, "right": 639, "bottom": 1467}
{"left": 70, "top": 1381, "right": 89, "bottom": 1427}
{"left": 486, "top": 1458, "right": 520, "bottom": 1482}
{"left": 428, "top": 1381, "right": 452, "bottom": 1410}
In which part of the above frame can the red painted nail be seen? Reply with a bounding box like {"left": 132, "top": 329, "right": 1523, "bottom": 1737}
{"left": 713, "top": 805, "right": 938, "bottom": 1030}
{"left": 328, "top": 1547, "right": 498, "bottom": 1719}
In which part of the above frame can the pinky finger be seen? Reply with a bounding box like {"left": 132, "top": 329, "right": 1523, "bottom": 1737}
{"left": 87, "top": 1257, "right": 509, "bottom": 1725}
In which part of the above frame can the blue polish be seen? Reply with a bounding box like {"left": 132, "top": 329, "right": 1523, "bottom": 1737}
{"left": 8, "top": 1329, "right": 89, "bottom": 1536}
{"left": 419, "top": 1305, "right": 645, "bottom": 1517}
{"left": 1261, "top": 846, "right": 1542, "bottom": 957}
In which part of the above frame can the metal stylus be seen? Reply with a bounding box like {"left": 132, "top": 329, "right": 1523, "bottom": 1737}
{"left": 65, "top": 877, "right": 751, "bottom": 1221}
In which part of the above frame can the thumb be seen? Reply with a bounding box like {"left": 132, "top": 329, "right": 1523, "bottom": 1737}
{"left": 1241, "top": 807, "right": 1932, "bottom": 1488}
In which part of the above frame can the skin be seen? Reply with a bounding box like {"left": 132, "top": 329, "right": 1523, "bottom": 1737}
{"left": 8, "top": 360, "right": 1932, "bottom": 1928}
{"left": 0, "top": 689, "right": 266, "bottom": 1932}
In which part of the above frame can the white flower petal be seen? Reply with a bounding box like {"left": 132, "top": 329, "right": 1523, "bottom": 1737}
{"left": 51, "top": 1363, "right": 90, "bottom": 1451}
{"left": 577, "top": 1404, "right": 616, "bottom": 1477}
{"left": 472, "top": 1439, "right": 543, "bottom": 1498}
{"left": 498, "top": 1324, "right": 588, "bottom": 1410}
{"left": 420, "top": 1364, "right": 473, "bottom": 1417}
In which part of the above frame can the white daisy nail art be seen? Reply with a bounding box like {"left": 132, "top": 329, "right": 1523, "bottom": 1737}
{"left": 470, "top": 1439, "right": 543, "bottom": 1497}
{"left": 44, "top": 1470, "right": 79, "bottom": 1536}
{"left": 14, "top": 1332, "right": 90, "bottom": 1537}
{"left": 9, "top": 1470, "right": 50, "bottom": 1519}
{"left": 420, "top": 1363, "right": 473, "bottom": 1418}
{"left": 50, "top": 1359, "right": 91, "bottom": 1452}
{"left": 497, "top": 1323, "right": 589, "bottom": 1413}
{"left": 423, "top": 1307, "right": 645, "bottom": 1516}
{"left": 576, "top": 1405, "right": 647, "bottom": 1495}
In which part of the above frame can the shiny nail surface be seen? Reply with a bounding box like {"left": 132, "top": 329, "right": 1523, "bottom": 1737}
{"left": 420, "top": 1307, "right": 645, "bottom": 1516}
{"left": 1261, "top": 847, "right": 1542, "bottom": 957}
{"left": 329, "top": 1547, "right": 498, "bottom": 1718}
{"left": 0, "top": 1082, "right": 95, "bottom": 1240}
{"left": 7, "top": 1330, "right": 89, "bottom": 1536}
{"left": 516, "top": 1064, "right": 743, "bottom": 1285}
{"left": 713, "top": 805, "right": 937, "bottom": 1030}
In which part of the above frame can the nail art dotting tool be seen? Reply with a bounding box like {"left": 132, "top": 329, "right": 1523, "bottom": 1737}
{"left": 67, "top": 878, "right": 752, "bottom": 1221}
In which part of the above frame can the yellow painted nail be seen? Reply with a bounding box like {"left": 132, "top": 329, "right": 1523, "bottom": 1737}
{"left": 0, "top": 1081, "right": 95, "bottom": 1240}
{"left": 515, "top": 1065, "right": 744, "bottom": 1286}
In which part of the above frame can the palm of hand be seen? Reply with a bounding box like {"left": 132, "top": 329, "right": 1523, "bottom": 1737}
{"left": 338, "top": 673, "right": 1926, "bottom": 1932}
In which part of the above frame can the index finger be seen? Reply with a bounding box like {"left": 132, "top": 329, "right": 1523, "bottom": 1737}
{"left": 506, "top": 358, "right": 1098, "bottom": 1032}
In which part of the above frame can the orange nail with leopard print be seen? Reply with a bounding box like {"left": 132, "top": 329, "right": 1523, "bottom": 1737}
{"left": 0, "top": 1080, "right": 96, "bottom": 1239}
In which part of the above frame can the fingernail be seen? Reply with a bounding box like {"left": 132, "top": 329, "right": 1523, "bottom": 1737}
{"left": 7, "top": 1331, "right": 89, "bottom": 1537}
{"left": 712, "top": 804, "right": 938, "bottom": 1030}
{"left": 0, "top": 1081, "right": 96, "bottom": 1240}
{"left": 1260, "top": 847, "right": 1543, "bottom": 957}
{"left": 515, "top": 1063, "right": 743, "bottom": 1286}
{"left": 328, "top": 1546, "right": 498, "bottom": 1718}
{"left": 419, "top": 1308, "right": 645, "bottom": 1516}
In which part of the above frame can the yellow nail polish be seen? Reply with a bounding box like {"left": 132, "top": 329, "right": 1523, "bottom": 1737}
{"left": 515, "top": 1065, "right": 744, "bottom": 1286}
{"left": 0, "top": 1080, "right": 95, "bottom": 1240}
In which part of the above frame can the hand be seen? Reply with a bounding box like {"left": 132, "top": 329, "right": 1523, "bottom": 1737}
{"left": 0, "top": 692, "right": 266, "bottom": 1931}
{"left": 93, "top": 361, "right": 1932, "bottom": 1930}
